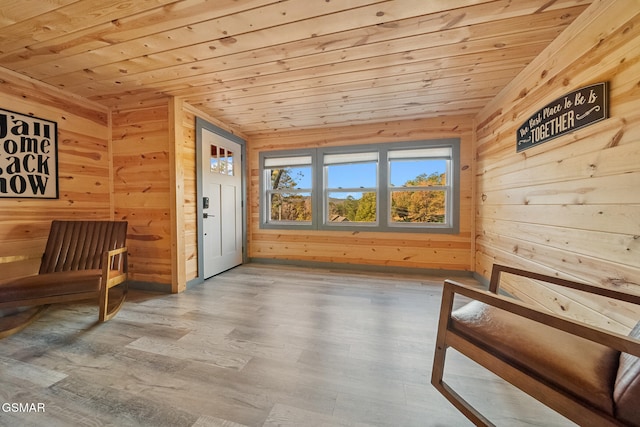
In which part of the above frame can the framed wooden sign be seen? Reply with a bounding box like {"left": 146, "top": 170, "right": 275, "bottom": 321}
{"left": 517, "top": 82, "right": 609, "bottom": 152}
{"left": 0, "top": 108, "right": 59, "bottom": 199}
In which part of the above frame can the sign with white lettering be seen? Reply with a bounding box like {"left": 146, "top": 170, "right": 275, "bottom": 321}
{"left": 517, "top": 82, "right": 608, "bottom": 152}
{"left": 0, "top": 109, "right": 58, "bottom": 198}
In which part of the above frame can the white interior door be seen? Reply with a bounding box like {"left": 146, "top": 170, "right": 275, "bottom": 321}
{"left": 201, "top": 128, "right": 242, "bottom": 278}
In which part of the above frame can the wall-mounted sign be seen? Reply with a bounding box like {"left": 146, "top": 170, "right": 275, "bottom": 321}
{"left": 0, "top": 108, "right": 58, "bottom": 198}
{"left": 517, "top": 82, "right": 608, "bottom": 152}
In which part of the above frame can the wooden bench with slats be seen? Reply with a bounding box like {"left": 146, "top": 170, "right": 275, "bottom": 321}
{"left": 432, "top": 264, "right": 640, "bottom": 427}
{"left": 0, "top": 220, "right": 128, "bottom": 338}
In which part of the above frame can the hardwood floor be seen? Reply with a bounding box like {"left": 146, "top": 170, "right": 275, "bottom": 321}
{"left": 0, "top": 263, "right": 575, "bottom": 426}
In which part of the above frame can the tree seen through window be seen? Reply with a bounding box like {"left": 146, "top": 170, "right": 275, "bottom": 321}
{"left": 269, "top": 166, "right": 311, "bottom": 222}
{"left": 271, "top": 170, "right": 445, "bottom": 223}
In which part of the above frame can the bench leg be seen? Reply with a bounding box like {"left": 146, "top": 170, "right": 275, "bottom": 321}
{"left": 432, "top": 365, "right": 495, "bottom": 427}
{"left": 99, "top": 248, "right": 128, "bottom": 322}
{"left": 0, "top": 306, "right": 49, "bottom": 339}
{"left": 431, "top": 282, "right": 495, "bottom": 427}
{"left": 98, "top": 281, "right": 128, "bottom": 322}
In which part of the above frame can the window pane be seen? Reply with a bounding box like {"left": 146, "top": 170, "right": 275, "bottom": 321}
{"left": 391, "top": 190, "right": 446, "bottom": 223}
{"left": 270, "top": 166, "right": 312, "bottom": 190}
{"left": 327, "top": 162, "right": 377, "bottom": 188}
{"left": 210, "top": 144, "right": 219, "bottom": 173}
{"left": 219, "top": 148, "right": 226, "bottom": 174}
{"left": 269, "top": 192, "right": 312, "bottom": 222}
{"left": 327, "top": 191, "right": 376, "bottom": 223}
{"left": 390, "top": 159, "right": 447, "bottom": 187}
{"left": 227, "top": 150, "right": 234, "bottom": 176}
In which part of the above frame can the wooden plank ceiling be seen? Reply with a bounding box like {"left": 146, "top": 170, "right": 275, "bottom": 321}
{"left": 0, "top": 0, "right": 592, "bottom": 135}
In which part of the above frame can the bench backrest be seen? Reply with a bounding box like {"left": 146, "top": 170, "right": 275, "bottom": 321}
{"left": 39, "top": 220, "right": 128, "bottom": 274}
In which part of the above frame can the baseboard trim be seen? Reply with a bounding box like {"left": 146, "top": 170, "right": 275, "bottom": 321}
{"left": 127, "top": 280, "right": 172, "bottom": 293}
{"left": 248, "top": 258, "right": 474, "bottom": 278}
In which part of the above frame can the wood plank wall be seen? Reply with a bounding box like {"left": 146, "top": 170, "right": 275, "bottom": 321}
{"left": 0, "top": 68, "right": 111, "bottom": 281}
{"left": 111, "top": 99, "right": 174, "bottom": 286}
{"left": 474, "top": 0, "right": 640, "bottom": 331}
{"left": 247, "top": 116, "right": 475, "bottom": 272}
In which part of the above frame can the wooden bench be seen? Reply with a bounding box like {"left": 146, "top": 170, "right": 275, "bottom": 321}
{"left": 432, "top": 264, "right": 640, "bottom": 427}
{"left": 0, "top": 220, "right": 128, "bottom": 338}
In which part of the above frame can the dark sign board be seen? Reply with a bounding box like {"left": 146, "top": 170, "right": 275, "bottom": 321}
{"left": 0, "top": 108, "right": 59, "bottom": 198}
{"left": 517, "top": 82, "right": 608, "bottom": 152}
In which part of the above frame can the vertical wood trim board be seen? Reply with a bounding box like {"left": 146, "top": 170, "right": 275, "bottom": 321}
{"left": 180, "top": 106, "right": 199, "bottom": 283}
{"left": 107, "top": 104, "right": 115, "bottom": 220}
{"left": 169, "top": 97, "right": 187, "bottom": 293}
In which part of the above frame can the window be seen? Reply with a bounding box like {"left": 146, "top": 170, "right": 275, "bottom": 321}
{"left": 262, "top": 154, "right": 313, "bottom": 225}
{"left": 210, "top": 144, "right": 234, "bottom": 176}
{"left": 260, "top": 139, "right": 459, "bottom": 233}
{"left": 388, "top": 147, "right": 452, "bottom": 227}
{"left": 324, "top": 152, "right": 378, "bottom": 224}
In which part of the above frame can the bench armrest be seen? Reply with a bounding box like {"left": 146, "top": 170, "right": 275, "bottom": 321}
{"left": 101, "top": 246, "right": 128, "bottom": 287}
{"left": 99, "top": 246, "right": 128, "bottom": 321}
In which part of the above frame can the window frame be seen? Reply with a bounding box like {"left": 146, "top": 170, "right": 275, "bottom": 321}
{"left": 260, "top": 149, "right": 317, "bottom": 230}
{"left": 386, "top": 145, "right": 453, "bottom": 229}
{"left": 259, "top": 139, "right": 460, "bottom": 234}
